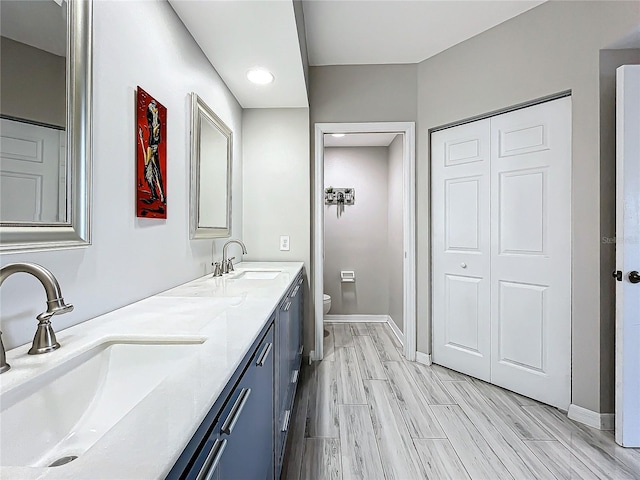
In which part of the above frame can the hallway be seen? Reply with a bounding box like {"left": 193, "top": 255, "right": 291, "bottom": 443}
{"left": 282, "top": 323, "right": 640, "bottom": 479}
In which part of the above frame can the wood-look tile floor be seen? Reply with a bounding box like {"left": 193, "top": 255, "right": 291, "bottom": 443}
{"left": 281, "top": 322, "right": 640, "bottom": 480}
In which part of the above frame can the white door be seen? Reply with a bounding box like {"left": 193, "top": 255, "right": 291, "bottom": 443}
{"left": 432, "top": 119, "right": 492, "bottom": 381}
{"left": 432, "top": 97, "right": 571, "bottom": 409}
{"left": 489, "top": 98, "right": 572, "bottom": 409}
{"left": 0, "top": 118, "right": 65, "bottom": 223}
{"left": 615, "top": 65, "right": 640, "bottom": 447}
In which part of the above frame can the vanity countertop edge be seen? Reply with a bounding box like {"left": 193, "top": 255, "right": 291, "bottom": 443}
{"left": 0, "top": 261, "right": 304, "bottom": 480}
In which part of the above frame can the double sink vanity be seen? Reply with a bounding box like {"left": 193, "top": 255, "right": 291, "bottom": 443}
{"left": 0, "top": 262, "right": 304, "bottom": 479}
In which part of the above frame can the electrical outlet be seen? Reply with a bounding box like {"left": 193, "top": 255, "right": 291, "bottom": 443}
{"left": 280, "top": 235, "right": 290, "bottom": 251}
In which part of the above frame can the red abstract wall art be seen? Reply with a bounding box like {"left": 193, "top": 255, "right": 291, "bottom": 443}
{"left": 136, "top": 86, "right": 167, "bottom": 218}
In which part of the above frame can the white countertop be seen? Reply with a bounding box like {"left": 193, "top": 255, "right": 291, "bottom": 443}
{"left": 0, "top": 261, "right": 304, "bottom": 480}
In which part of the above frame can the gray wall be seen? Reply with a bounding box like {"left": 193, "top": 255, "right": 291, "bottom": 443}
{"left": 416, "top": 0, "right": 640, "bottom": 413}
{"left": 310, "top": 64, "right": 418, "bottom": 123}
{"left": 599, "top": 48, "right": 640, "bottom": 410}
{"left": 387, "top": 134, "right": 404, "bottom": 332}
{"left": 324, "top": 146, "right": 390, "bottom": 315}
{"left": 1, "top": 37, "right": 65, "bottom": 127}
{"left": 242, "top": 108, "right": 312, "bottom": 347}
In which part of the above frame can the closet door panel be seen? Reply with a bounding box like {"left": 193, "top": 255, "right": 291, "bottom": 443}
{"left": 490, "top": 97, "right": 571, "bottom": 410}
{"left": 432, "top": 119, "right": 491, "bottom": 381}
{"left": 498, "top": 169, "right": 546, "bottom": 255}
{"left": 497, "top": 280, "right": 547, "bottom": 372}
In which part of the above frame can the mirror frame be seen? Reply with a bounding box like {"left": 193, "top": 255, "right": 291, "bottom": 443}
{"left": 189, "top": 93, "right": 232, "bottom": 239}
{"left": 0, "top": 0, "right": 92, "bottom": 253}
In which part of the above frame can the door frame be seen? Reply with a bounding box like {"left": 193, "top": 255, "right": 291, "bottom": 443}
{"left": 312, "top": 122, "right": 416, "bottom": 361}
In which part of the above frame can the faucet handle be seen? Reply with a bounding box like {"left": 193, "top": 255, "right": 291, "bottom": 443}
{"left": 212, "top": 262, "right": 222, "bottom": 277}
{"left": 227, "top": 257, "right": 236, "bottom": 273}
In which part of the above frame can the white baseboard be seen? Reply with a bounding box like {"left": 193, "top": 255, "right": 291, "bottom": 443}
{"left": 568, "top": 404, "right": 615, "bottom": 431}
{"left": 387, "top": 316, "right": 404, "bottom": 345}
{"left": 415, "top": 351, "right": 432, "bottom": 366}
{"left": 324, "top": 314, "right": 388, "bottom": 323}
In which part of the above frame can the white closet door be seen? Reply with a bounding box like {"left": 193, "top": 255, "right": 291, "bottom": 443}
{"left": 489, "top": 97, "right": 571, "bottom": 409}
{"left": 432, "top": 119, "right": 491, "bottom": 381}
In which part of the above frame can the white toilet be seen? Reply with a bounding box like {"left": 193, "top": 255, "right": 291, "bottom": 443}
{"left": 323, "top": 294, "right": 332, "bottom": 315}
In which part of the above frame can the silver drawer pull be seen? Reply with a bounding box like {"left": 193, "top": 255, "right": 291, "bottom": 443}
{"left": 256, "top": 342, "right": 273, "bottom": 367}
{"left": 298, "top": 278, "right": 303, "bottom": 285}
{"left": 281, "top": 410, "right": 291, "bottom": 432}
{"left": 221, "top": 388, "right": 251, "bottom": 435}
{"left": 298, "top": 345, "right": 303, "bottom": 355}
{"left": 283, "top": 301, "right": 292, "bottom": 312}
{"left": 291, "top": 369, "right": 299, "bottom": 384}
{"left": 291, "top": 286, "right": 299, "bottom": 298}
{"left": 196, "top": 438, "right": 227, "bottom": 480}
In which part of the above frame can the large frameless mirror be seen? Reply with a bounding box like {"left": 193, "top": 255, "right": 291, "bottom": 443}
{"left": 0, "top": 0, "right": 92, "bottom": 252}
{"left": 190, "top": 93, "right": 232, "bottom": 239}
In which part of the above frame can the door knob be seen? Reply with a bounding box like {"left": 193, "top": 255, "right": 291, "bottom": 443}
{"left": 629, "top": 271, "right": 640, "bottom": 284}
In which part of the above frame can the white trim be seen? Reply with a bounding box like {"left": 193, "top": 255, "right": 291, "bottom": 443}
{"left": 325, "top": 314, "right": 388, "bottom": 323}
{"left": 387, "top": 315, "right": 404, "bottom": 345}
{"left": 415, "top": 351, "right": 432, "bottom": 366}
{"left": 314, "top": 125, "right": 325, "bottom": 361}
{"left": 403, "top": 123, "right": 417, "bottom": 362}
{"left": 313, "top": 122, "right": 417, "bottom": 364}
{"left": 568, "top": 404, "right": 615, "bottom": 431}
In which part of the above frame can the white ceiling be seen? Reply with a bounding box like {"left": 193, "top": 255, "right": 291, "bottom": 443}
{"left": 324, "top": 132, "right": 399, "bottom": 147}
{"left": 169, "top": 0, "right": 308, "bottom": 108}
{"left": 0, "top": 0, "right": 66, "bottom": 57}
{"left": 171, "top": 0, "right": 548, "bottom": 108}
{"left": 302, "top": 0, "right": 545, "bottom": 65}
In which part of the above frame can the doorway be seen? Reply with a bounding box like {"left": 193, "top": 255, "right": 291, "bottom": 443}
{"left": 312, "top": 122, "right": 416, "bottom": 362}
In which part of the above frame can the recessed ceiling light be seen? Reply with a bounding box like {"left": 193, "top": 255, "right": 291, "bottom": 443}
{"left": 247, "top": 68, "right": 274, "bottom": 85}
{"left": 331, "top": 133, "right": 345, "bottom": 138}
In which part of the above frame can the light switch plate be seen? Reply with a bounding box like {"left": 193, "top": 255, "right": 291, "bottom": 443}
{"left": 280, "top": 235, "right": 290, "bottom": 251}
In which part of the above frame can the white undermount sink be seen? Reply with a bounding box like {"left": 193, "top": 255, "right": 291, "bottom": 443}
{"left": 232, "top": 270, "right": 281, "bottom": 280}
{"left": 0, "top": 338, "right": 204, "bottom": 468}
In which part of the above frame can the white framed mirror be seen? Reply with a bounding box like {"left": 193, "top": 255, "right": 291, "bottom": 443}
{"left": 0, "top": 0, "right": 92, "bottom": 253}
{"left": 190, "top": 93, "right": 232, "bottom": 239}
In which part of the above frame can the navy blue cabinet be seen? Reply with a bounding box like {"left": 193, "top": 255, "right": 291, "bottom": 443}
{"left": 217, "top": 324, "right": 274, "bottom": 480}
{"left": 167, "top": 270, "right": 303, "bottom": 480}
{"left": 275, "top": 294, "right": 291, "bottom": 468}
{"left": 167, "top": 321, "right": 275, "bottom": 480}
{"left": 275, "top": 273, "right": 304, "bottom": 478}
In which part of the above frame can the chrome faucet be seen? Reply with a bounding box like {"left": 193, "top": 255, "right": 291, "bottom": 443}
{"left": 0, "top": 263, "right": 74, "bottom": 363}
{"left": 222, "top": 240, "right": 247, "bottom": 274}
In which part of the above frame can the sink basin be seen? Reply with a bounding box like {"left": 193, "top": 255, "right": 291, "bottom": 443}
{"left": 0, "top": 339, "right": 204, "bottom": 468}
{"left": 232, "top": 270, "right": 281, "bottom": 280}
